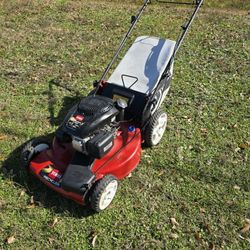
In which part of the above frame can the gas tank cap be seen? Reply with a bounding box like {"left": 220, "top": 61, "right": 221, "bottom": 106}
{"left": 116, "top": 99, "right": 128, "bottom": 109}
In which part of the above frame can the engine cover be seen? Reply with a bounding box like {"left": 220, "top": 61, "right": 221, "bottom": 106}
{"left": 57, "top": 95, "right": 119, "bottom": 139}
{"left": 87, "top": 131, "right": 114, "bottom": 159}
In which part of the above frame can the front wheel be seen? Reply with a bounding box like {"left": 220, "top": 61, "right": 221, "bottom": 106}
{"left": 90, "top": 175, "right": 118, "bottom": 212}
{"left": 21, "top": 139, "right": 50, "bottom": 167}
{"left": 144, "top": 110, "right": 168, "bottom": 147}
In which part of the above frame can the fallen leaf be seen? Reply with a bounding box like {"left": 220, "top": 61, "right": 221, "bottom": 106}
{"left": 239, "top": 143, "right": 250, "bottom": 149}
{"left": 204, "top": 220, "right": 212, "bottom": 234}
{"left": 209, "top": 242, "right": 216, "bottom": 250}
{"left": 238, "top": 234, "right": 245, "bottom": 240}
{"left": 226, "top": 200, "right": 234, "bottom": 205}
{"left": 177, "top": 147, "right": 183, "bottom": 161}
{"left": 51, "top": 218, "right": 59, "bottom": 227}
{"left": 170, "top": 218, "right": 179, "bottom": 229}
{"left": 6, "top": 235, "right": 15, "bottom": 244}
{"left": 219, "top": 217, "right": 226, "bottom": 225}
{"left": 92, "top": 234, "right": 98, "bottom": 247}
{"left": 201, "top": 128, "right": 208, "bottom": 135}
{"left": 26, "top": 196, "right": 36, "bottom": 208}
{"left": 26, "top": 204, "right": 36, "bottom": 209}
{"left": 240, "top": 219, "right": 250, "bottom": 234}
{"left": 158, "top": 170, "right": 165, "bottom": 177}
{"left": 169, "top": 233, "right": 178, "bottom": 239}
{"left": 233, "top": 185, "right": 241, "bottom": 190}
{"left": 194, "top": 232, "right": 202, "bottom": 242}
{"left": 20, "top": 190, "right": 25, "bottom": 197}
{"left": 235, "top": 147, "right": 241, "bottom": 152}
{"left": 30, "top": 196, "right": 35, "bottom": 204}
{"left": 200, "top": 208, "right": 206, "bottom": 214}
{"left": 48, "top": 238, "right": 55, "bottom": 244}
{"left": 0, "top": 134, "right": 8, "bottom": 140}
{"left": 240, "top": 224, "right": 250, "bottom": 234}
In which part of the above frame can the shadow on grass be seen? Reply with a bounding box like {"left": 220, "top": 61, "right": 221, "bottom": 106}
{"left": 1, "top": 80, "right": 96, "bottom": 218}
{"left": 48, "top": 78, "right": 82, "bottom": 126}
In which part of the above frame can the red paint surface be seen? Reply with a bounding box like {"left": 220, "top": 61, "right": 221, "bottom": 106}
{"left": 30, "top": 126, "right": 142, "bottom": 205}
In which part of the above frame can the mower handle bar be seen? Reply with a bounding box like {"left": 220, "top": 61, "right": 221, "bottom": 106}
{"left": 172, "top": 0, "right": 204, "bottom": 56}
{"left": 97, "top": 0, "right": 151, "bottom": 89}
{"left": 156, "top": 0, "right": 203, "bottom": 6}
{"left": 141, "top": 0, "right": 204, "bottom": 128}
{"left": 96, "top": 0, "right": 204, "bottom": 92}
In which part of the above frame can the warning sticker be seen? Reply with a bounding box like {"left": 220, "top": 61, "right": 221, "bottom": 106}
{"left": 40, "top": 165, "right": 62, "bottom": 188}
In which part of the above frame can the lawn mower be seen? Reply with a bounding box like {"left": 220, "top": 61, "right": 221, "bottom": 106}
{"left": 22, "top": 0, "right": 205, "bottom": 212}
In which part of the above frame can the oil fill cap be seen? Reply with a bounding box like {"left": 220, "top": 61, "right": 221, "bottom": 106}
{"left": 128, "top": 126, "right": 135, "bottom": 132}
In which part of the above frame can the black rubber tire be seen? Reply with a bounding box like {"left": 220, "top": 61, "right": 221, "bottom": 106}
{"left": 90, "top": 175, "right": 118, "bottom": 212}
{"left": 21, "top": 138, "right": 50, "bottom": 167}
{"left": 144, "top": 109, "right": 168, "bottom": 147}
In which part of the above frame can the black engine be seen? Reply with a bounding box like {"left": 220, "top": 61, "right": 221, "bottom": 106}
{"left": 56, "top": 95, "right": 119, "bottom": 159}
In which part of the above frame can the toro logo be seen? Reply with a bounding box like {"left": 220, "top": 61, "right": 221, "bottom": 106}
{"left": 75, "top": 115, "right": 85, "bottom": 122}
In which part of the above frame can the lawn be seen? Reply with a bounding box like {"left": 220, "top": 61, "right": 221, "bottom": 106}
{"left": 0, "top": 0, "right": 249, "bottom": 249}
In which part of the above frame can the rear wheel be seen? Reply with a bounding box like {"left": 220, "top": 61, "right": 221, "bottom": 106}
{"left": 90, "top": 175, "right": 118, "bottom": 212}
{"left": 21, "top": 139, "right": 50, "bottom": 167}
{"left": 144, "top": 110, "right": 168, "bottom": 147}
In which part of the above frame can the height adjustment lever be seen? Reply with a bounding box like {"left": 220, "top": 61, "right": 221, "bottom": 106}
{"left": 131, "top": 15, "right": 137, "bottom": 24}
{"left": 181, "top": 22, "right": 188, "bottom": 30}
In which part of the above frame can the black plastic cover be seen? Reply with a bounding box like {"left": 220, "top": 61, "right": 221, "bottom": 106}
{"left": 87, "top": 131, "right": 114, "bottom": 159}
{"left": 57, "top": 95, "right": 119, "bottom": 139}
{"left": 61, "top": 152, "right": 95, "bottom": 194}
{"left": 101, "top": 83, "right": 146, "bottom": 121}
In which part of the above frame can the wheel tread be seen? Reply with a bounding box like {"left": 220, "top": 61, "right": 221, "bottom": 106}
{"left": 21, "top": 138, "right": 50, "bottom": 167}
{"left": 90, "top": 175, "right": 118, "bottom": 212}
{"left": 144, "top": 109, "right": 167, "bottom": 147}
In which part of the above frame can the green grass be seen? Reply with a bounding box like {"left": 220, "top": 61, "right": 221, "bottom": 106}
{"left": 0, "top": 0, "right": 249, "bottom": 249}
